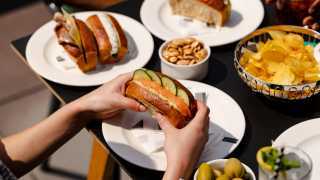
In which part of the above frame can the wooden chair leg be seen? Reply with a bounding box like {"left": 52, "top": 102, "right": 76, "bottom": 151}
{"left": 87, "top": 137, "right": 118, "bottom": 180}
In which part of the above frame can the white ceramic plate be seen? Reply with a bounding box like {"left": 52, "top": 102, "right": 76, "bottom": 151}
{"left": 140, "top": 0, "right": 264, "bottom": 46}
{"left": 26, "top": 11, "right": 154, "bottom": 86}
{"left": 102, "top": 80, "right": 246, "bottom": 171}
{"left": 274, "top": 119, "right": 320, "bottom": 179}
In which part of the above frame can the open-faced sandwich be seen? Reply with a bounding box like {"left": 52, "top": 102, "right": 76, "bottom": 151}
{"left": 125, "top": 68, "right": 197, "bottom": 128}
{"left": 169, "top": 0, "right": 232, "bottom": 26}
{"left": 53, "top": 10, "right": 128, "bottom": 72}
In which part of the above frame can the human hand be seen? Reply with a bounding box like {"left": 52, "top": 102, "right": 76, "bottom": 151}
{"left": 153, "top": 101, "right": 210, "bottom": 180}
{"left": 74, "top": 73, "right": 146, "bottom": 121}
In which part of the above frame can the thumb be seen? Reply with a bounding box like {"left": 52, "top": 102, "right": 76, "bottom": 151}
{"left": 153, "top": 113, "right": 175, "bottom": 134}
{"left": 118, "top": 96, "right": 146, "bottom": 112}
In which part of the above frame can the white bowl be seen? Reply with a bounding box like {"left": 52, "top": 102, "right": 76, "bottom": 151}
{"left": 194, "top": 159, "right": 256, "bottom": 180}
{"left": 159, "top": 38, "right": 211, "bottom": 81}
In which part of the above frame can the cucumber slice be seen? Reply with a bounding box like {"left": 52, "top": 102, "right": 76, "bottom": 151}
{"left": 133, "top": 69, "right": 151, "bottom": 81}
{"left": 146, "top": 70, "right": 162, "bottom": 85}
{"left": 161, "top": 76, "right": 177, "bottom": 95}
{"left": 177, "top": 88, "right": 190, "bottom": 106}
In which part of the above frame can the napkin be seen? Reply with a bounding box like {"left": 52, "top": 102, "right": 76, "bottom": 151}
{"left": 130, "top": 117, "right": 226, "bottom": 155}
{"left": 130, "top": 115, "right": 164, "bottom": 154}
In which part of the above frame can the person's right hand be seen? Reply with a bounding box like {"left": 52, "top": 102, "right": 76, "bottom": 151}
{"left": 72, "top": 73, "right": 146, "bottom": 123}
{"left": 153, "top": 101, "right": 210, "bottom": 180}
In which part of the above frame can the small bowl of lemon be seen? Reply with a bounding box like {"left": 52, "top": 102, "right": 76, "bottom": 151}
{"left": 194, "top": 158, "right": 256, "bottom": 180}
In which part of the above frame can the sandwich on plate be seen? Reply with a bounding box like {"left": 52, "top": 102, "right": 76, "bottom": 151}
{"left": 125, "top": 68, "right": 197, "bottom": 128}
{"left": 169, "top": 0, "right": 232, "bottom": 27}
{"left": 53, "top": 10, "right": 128, "bottom": 72}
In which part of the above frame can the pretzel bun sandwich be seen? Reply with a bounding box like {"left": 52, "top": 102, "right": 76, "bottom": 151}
{"left": 125, "top": 69, "right": 197, "bottom": 128}
{"left": 169, "top": 0, "right": 231, "bottom": 26}
{"left": 86, "top": 13, "right": 128, "bottom": 64}
{"left": 54, "top": 11, "right": 97, "bottom": 72}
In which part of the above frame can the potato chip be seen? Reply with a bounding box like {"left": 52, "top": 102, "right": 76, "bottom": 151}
{"left": 239, "top": 31, "right": 320, "bottom": 85}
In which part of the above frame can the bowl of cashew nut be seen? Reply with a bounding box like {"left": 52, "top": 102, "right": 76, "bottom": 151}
{"left": 159, "top": 37, "right": 211, "bottom": 81}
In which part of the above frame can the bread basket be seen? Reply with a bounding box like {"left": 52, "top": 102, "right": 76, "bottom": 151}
{"left": 234, "top": 25, "right": 320, "bottom": 100}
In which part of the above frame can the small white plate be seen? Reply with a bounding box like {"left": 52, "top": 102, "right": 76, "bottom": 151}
{"left": 102, "top": 80, "right": 246, "bottom": 171}
{"left": 26, "top": 11, "right": 154, "bottom": 86}
{"left": 274, "top": 119, "right": 320, "bottom": 179}
{"left": 140, "top": 0, "right": 264, "bottom": 47}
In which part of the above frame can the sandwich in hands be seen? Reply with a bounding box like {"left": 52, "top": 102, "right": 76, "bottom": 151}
{"left": 54, "top": 11, "right": 98, "bottom": 72}
{"left": 86, "top": 13, "right": 128, "bottom": 64}
{"left": 125, "top": 69, "right": 197, "bottom": 128}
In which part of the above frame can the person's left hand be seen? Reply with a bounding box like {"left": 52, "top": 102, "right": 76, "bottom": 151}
{"left": 74, "top": 73, "right": 146, "bottom": 121}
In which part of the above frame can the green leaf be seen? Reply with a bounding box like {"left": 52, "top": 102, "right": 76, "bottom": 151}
{"left": 61, "top": 8, "right": 82, "bottom": 51}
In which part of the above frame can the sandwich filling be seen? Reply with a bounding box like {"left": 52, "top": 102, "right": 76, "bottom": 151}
{"left": 132, "top": 79, "right": 191, "bottom": 117}
{"left": 97, "top": 14, "right": 120, "bottom": 56}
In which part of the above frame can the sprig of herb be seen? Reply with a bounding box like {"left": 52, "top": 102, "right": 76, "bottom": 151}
{"left": 262, "top": 147, "right": 300, "bottom": 172}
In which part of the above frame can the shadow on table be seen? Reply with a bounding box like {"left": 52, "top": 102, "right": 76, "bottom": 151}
{"left": 227, "top": 111, "right": 252, "bottom": 157}
{"left": 204, "top": 57, "right": 228, "bottom": 84}
{"left": 257, "top": 94, "right": 320, "bottom": 119}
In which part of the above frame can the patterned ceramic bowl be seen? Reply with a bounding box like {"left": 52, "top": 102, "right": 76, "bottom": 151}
{"left": 234, "top": 25, "right": 320, "bottom": 100}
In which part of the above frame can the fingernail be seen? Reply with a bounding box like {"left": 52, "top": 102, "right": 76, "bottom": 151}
{"left": 139, "top": 105, "right": 146, "bottom": 111}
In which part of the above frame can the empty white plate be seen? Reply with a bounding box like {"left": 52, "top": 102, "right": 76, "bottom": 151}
{"left": 102, "top": 80, "right": 246, "bottom": 171}
{"left": 26, "top": 11, "right": 154, "bottom": 86}
{"left": 274, "top": 118, "right": 320, "bottom": 179}
{"left": 140, "top": 0, "right": 264, "bottom": 46}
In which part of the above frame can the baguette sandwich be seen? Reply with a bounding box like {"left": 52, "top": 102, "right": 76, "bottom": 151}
{"left": 86, "top": 13, "right": 128, "bottom": 64}
{"left": 54, "top": 11, "right": 98, "bottom": 72}
{"left": 125, "top": 69, "right": 197, "bottom": 128}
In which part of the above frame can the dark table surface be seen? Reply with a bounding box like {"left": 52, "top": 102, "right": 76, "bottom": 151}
{"left": 11, "top": 1, "right": 320, "bottom": 179}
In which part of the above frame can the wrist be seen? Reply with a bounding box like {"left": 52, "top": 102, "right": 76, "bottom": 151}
{"left": 65, "top": 100, "right": 93, "bottom": 125}
{"left": 164, "top": 158, "right": 190, "bottom": 180}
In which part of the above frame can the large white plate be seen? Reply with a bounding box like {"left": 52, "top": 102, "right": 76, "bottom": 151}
{"left": 274, "top": 119, "right": 320, "bottom": 179}
{"left": 26, "top": 11, "right": 154, "bottom": 86}
{"left": 140, "top": 0, "right": 264, "bottom": 46}
{"left": 102, "top": 80, "right": 246, "bottom": 171}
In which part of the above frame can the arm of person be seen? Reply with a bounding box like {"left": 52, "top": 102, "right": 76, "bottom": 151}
{"left": 153, "top": 101, "right": 210, "bottom": 180}
{"left": 0, "top": 101, "right": 88, "bottom": 177}
{"left": 0, "top": 73, "right": 145, "bottom": 177}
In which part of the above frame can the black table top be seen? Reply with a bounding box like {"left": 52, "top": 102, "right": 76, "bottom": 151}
{"left": 10, "top": 1, "right": 320, "bottom": 179}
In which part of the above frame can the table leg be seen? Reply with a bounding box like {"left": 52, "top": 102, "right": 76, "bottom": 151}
{"left": 87, "top": 137, "right": 118, "bottom": 180}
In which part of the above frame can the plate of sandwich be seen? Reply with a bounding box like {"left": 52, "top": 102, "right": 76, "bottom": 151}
{"left": 102, "top": 68, "right": 246, "bottom": 171}
{"left": 26, "top": 11, "right": 154, "bottom": 86}
{"left": 140, "top": 0, "right": 264, "bottom": 47}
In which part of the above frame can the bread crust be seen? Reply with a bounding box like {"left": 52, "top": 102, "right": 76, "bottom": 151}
{"left": 200, "top": 0, "right": 225, "bottom": 10}
{"left": 158, "top": 73, "right": 197, "bottom": 116}
{"left": 126, "top": 80, "right": 188, "bottom": 128}
{"left": 55, "top": 24, "right": 93, "bottom": 72}
{"left": 169, "top": 0, "right": 231, "bottom": 26}
{"left": 125, "top": 72, "right": 197, "bottom": 128}
{"left": 86, "top": 15, "right": 112, "bottom": 64}
{"left": 108, "top": 14, "right": 128, "bottom": 61}
{"left": 75, "top": 19, "right": 97, "bottom": 72}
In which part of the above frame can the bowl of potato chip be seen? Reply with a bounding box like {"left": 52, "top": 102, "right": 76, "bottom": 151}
{"left": 234, "top": 25, "right": 320, "bottom": 100}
